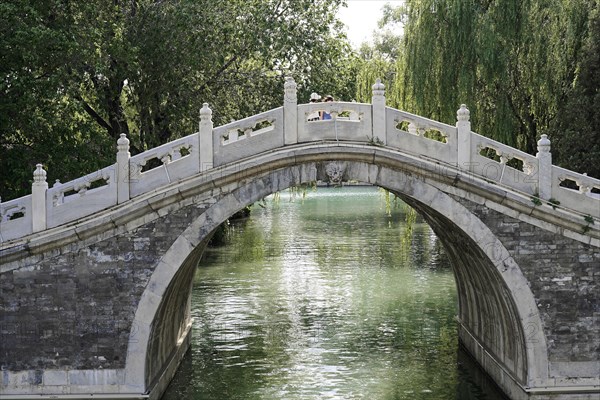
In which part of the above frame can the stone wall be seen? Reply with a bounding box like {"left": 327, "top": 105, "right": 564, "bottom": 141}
{"left": 456, "top": 198, "right": 600, "bottom": 365}
{"left": 0, "top": 202, "right": 209, "bottom": 372}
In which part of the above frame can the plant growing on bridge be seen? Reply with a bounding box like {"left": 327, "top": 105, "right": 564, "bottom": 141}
{"left": 547, "top": 198, "right": 561, "bottom": 210}
{"left": 367, "top": 135, "right": 385, "bottom": 146}
{"left": 582, "top": 214, "right": 595, "bottom": 234}
{"left": 530, "top": 192, "right": 543, "bottom": 207}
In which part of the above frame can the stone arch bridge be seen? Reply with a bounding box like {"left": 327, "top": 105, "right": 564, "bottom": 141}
{"left": 1, "top": 78, "right": 599, "bottom": 399}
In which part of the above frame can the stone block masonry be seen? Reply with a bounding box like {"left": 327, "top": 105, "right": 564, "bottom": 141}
{"left": 457, "top": 198, "right": 599, "bottom": 365}
{"left": 0, "top": 202, "right": 211, "bottom": 372}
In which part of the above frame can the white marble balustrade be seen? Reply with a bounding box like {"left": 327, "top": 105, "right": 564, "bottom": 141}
{"left": 46, "top": 165, "right": 118, "bottom": 229}
{"left": 213, "top": 107, "right": 283, "bottom": 166}
{"left": 1, "top": 77, "right": 598, "bottom": 243}
{"left": 129, "top": 134, "right": 200, "bottom": 197}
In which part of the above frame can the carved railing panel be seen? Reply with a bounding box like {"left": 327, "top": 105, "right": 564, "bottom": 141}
{"left": 298, "top": 102, "right": 372, "bottom": 143}
{"left": 552, "top": 166, "right": 600, "bottom": 217}
{"left": 46, "top": 165, "right": 118, "bottom": 228}
{"left": 470, "top": 133, "right": 539, "bottom": 195}
{"left": 213, "top": 107, "right": 283, "bottom": 167}
{"left": 129, "top": 134, "right": 199, "bottom": 197}
{"left": 0, "top": 196, "right": 32, "bottom": 241}
{"left": 386, "top": 108, "right": 457, "bottom": 165}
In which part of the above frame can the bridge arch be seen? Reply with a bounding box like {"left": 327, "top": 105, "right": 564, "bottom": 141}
{"left": 2, "top": 77, "right": 598, "bottom": 399}
{"left": 125, "top": 157, "right": 548, "bottom": 399}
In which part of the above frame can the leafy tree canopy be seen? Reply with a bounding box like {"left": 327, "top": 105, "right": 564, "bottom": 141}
{"left": 355, "top": 0, "right": 599, "bottom": 177}
{"left": 1, "top": 0, "right": 357, "bottom": 199}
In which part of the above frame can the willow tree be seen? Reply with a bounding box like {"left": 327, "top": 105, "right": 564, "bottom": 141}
{"left": 550, "top": 6, "right": 600, "bottom": 178}
{"left": 397, "top": 0, "right": 593, "bottom": 156}
{"left": 353, "top": 4, "right": 404, "bottom": 106}
{"left": 355, "top": 56, "right": 395, "bottom": 104}
{"left": 0, "top": 0, "right": 354, "bottom": 200}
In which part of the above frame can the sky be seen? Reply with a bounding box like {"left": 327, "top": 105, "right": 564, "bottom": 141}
{"left": 337, "top": 0, "right": 404, "bottom": 48}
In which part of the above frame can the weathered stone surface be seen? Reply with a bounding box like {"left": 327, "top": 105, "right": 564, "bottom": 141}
{"left": 454, "top": 197, "right": 600, "bottom": 366}
{"left": 1, "top": 153, "right": 598, "bottom": 400}
{"left": 0, "top": 202, "right": 210, "bottom": 371}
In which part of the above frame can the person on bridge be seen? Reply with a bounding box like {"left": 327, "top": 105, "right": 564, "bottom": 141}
{"left": 307, "top": 92, "right": 321, "bottom": 121}
{"left": 321, "top": 95, "right": 334, "bottom": 120}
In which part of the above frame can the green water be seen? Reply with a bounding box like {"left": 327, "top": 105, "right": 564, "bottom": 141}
{"left": 163, "top": 187, "right": 507, "bottom": 400}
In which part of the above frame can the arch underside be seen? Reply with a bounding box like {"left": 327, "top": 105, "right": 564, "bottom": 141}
{"left": 132, "top": 159, "right": 545, "bottom": 399}
{"left": 399, "top": 194, "right": 527, "bottom": 383}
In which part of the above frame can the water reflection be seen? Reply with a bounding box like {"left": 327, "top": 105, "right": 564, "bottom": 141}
{"left": 162, "top": 187, "right": 507, "bottom": 400}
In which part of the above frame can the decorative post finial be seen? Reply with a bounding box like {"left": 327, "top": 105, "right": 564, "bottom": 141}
{"left": 457, "top": 104, "right": 470, "bottom": 122}
{"left": 284, "top": 76, "right": 297, "bottom": 103}
{"left": 372, "top": 78, "right": 385, "bottom": 97}
{"left": 200, "top": 102, "right": 212, "bottom": 122}
{"left": 117, "top": 133, "right": 130, "bottom": 153}
{"left": 33, "top": 163, "right": 47, "bottom": 184}
{"left": 537, "top": 134, "right": 551, "bottom": 154}
{"left": 200, "top": 102, "right": 211, "bottom": 118}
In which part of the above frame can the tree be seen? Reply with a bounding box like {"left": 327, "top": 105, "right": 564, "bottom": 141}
{"left": 353, "top": 4, "right": 404, "bottom": 105}
{"left": 353, "top": 0, "right": 597, "bottom": 177}
{"left": 0, "top": 1, "right": 115, "bottom": 198}
{"left": 1, "top": 0, "right": 355, "bottom": 200}
{"left": 551, "top": 5, "right": 600, "bottom": 177}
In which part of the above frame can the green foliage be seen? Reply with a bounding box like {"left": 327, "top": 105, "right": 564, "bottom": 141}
{"left": 355, "top": 56, "right": 395, "bottom": 104}
{"left": 581, "top": 214, "right": 593, "bottom": 234}
{"left": 208, "top": 220, "right": 230, "bottom": 247}
{"left": 398, "top": 0, "right": 593, "bottom": 152}
{"left": 548, "top": 198, "right": 561, "bottom": 210}
{"left": 551, "top": 6, "right": 600, "bottom": 178}
{"left": 530, "top": 193, "right": 543, "bottom": 207}
{"left": 380, "top": 187, "right": 393, "bottom": 216}
{"left": 1, "top": 0, "right": 354, "bottom": 200}
{"left": 400, "top": 203, "right": 418, "bottom": 260}
{"left": 367, "top": 135, "right": 384, "bottom": 146}
{"left": 354, "top": 0, "right": 599, "bottom": 178}
{"left": 288, "top": 182, "right": 317, "bottom": 202}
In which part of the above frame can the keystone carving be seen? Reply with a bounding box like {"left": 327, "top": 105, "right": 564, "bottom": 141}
{"left": 324, "top": 161, "right": 347, "bottom": 185}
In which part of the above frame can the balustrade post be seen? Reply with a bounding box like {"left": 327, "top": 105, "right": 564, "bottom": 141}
{"left": 536, "top": 134, "right": 552, "bottom": 200}
{"left": 456, "top": 104, "right": 472, "bottom": 170}
{"left": 371, "top": 79, "right": 386, "bottom": 145}
{"left": 116, "top": 133, "right": 130, "bottom": 204}
{"left": 199, "top": 103, "right": 214, "bottom": 171}
{"left": 32, "top": 164, "right": 47, "bottom": 232}
{"left": 283, "top": 76, "right": 298, "bottom": 145}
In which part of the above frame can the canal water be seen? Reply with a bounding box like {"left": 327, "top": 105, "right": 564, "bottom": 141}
{"left": 163, "top": 186, "right": 507, "bottom": 399}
